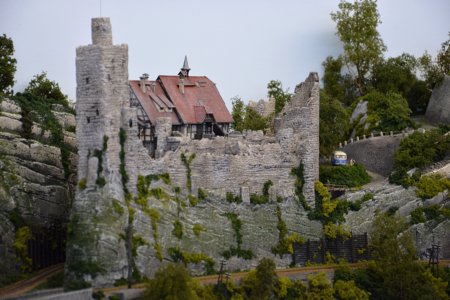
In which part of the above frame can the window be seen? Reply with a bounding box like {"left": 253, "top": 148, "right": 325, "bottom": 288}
{"left": 129, "top": 119, "right": 133, "bottom": 128}
{"left": 87, "top": 116, "right": 90, "bottom": 123}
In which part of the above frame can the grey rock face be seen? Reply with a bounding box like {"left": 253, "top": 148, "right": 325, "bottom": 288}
{"left": 0, "top": 103, "right": 77, "bottom": 282}
{"left": 426, "top": 76, "right": 450, "bottom": 125}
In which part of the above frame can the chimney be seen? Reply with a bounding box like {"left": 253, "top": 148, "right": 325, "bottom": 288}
{"left": 140, "top": 73, "right": 149, "bottom": 93}
{"left": 179, "top": 78, "right": 185, "bottom": 94}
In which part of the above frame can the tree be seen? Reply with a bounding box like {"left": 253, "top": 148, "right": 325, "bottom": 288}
{"left": 0, "top": 34, "right": 17, "bottom": 96}
{"left": 371, "top": 53, "right": 431, "bottom": 114}
{"left": 240, "top": 258, "right": 278, "bottom": 300}
{"left": 319, "top": 91, "right": 350, "bottom": 156}
{"left": 306, "top": 272, "right": 335, "bottom": 300}
{"left": 418, "top": 33, "right": 450, "bottom": 89}
{"left": 231, "top": 96, "right": 245, "bottom": 132}
{"left": 144, "top": 263, "right": 199, "bottom": 300}
{"left": 267, "top": 80, "right": 292, "bottom": 114}
{"left": 24, "top": 72, "right": 70, "bottom": 108}
{"left": 333, "top": 280, "right": 369, "bottom": 300}
{"left": 331, "top": 0, "right": 387, "bottom": 95}
{"left": 243, "top": 106, "right": 268, "bottom": 132}
{"left": 363, "top": 90, "right": 413, "bottom": 132}
{"left": 369, "top": 214, "right": 448, "bottom": 299}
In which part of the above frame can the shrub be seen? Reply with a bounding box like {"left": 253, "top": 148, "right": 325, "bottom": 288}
{"left": 197, "top": 188, "right": 207, "bottom": 200}
{"left": 415, "top": 174, "right": 450, "bottom": 199}
{"left": 172, "top": 220, "right": 183, "bottom": 239}
{"left": 394, "top": 129, "right": 450, "bottom": 170}
{"left": 319, "top": 164, "right": 370, "bottom": 187}
{"left": 192, "top": 223, "right": 204, "bottom": 237}
{"left": 78, "top": 178, "right": 87, "bottom": 190}
{"left": 226, "top": 191, "right": 242, "bottom": 203}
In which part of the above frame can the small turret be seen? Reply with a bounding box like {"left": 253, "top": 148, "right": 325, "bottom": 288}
{"left": 178, "top": 55, "right": 190, "bottom": 78}
{"left": 91, "top": 18, "right": 113, "bottom": 46}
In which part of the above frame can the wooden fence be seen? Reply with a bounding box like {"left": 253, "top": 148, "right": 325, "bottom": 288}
{"left": 293, "top": 233, "right": 369, "bottom": 265}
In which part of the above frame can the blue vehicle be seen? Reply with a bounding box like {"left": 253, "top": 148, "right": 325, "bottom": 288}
{"left": 332, "top": 151, "right": 347, "bottom": 166}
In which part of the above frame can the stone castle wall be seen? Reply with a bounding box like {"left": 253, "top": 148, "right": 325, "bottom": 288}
{"left": 68, "top": 17, "right": 322, "bottom": 287}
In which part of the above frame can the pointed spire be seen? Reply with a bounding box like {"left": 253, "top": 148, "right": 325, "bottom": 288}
{"left": 182, "top": 55, "right": 190, "bottom": 71}
{"left": 179, "top": 55, "right": 190, "bottom": 78}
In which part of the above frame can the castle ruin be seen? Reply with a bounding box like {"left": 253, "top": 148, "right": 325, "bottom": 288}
{"left": 65, "top": 18, "right": 322, "bottom": 287}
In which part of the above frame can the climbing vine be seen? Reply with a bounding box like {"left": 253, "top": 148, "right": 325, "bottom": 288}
{"left": 222, "top": 213, "right": 254, "bottom": 260}
{"left": 93, "top": 135, "right": 108, "bottom": 187}
{"left": 168, "top": 247, "right": 215, "bottom": 275}
{"left": 291, "top": 162, "right": 309, "bottom": 210}
{"left": 180, "top": 152, "right": 196, "bottom": 193}
{"left": 249, "top": 180, "right": 273, "bottom": 204}
{"left": 271, "top": 206, "right": 305, "bottom": 257}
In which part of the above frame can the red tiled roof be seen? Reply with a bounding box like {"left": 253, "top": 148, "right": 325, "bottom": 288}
{"left": 158, "top": 75, "right": 233, "bottom": 124}
{"left": 129, "top": 80, "right": 182, "bottom": 125}
{"left": 130, "top": 74, "right": 233, "bottom": 125}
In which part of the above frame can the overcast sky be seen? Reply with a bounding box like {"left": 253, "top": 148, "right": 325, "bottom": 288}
{"left": 1, "top": 0, "right": 449, "bottom": 109}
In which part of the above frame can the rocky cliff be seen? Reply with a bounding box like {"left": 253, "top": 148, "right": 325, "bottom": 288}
{"left": 0, "top": 98, "right": 77, "bottom": 284}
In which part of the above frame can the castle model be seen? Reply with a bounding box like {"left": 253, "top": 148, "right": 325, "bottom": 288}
{"left": 65, "top": 18, "right": 321, "bottom": 287}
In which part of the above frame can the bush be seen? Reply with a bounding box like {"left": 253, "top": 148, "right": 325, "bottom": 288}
{"left": 226, "top": 192, "right": 242, "bottom": 203}
{"left": 394, "top": 129, "right": 450, "bottom": 170}
{"left": 415, "top": 174, "right": 450, "bottom": 199}
{"left": 319, "top": 164, "right": 370, "bottom": 187}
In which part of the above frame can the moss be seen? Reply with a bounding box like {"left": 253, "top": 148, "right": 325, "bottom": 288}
{"left": 14, "top": 226, "right": 32, "bottom": 271}
{"left": 222, "top": 213, "right": 254, "bottom": 260}
{"left": 78, "top": 178, "right": 87, "bottom": 190}
{"left": 112, "top": 199, "right": 124, "bottom": 216}
{"left": 192, "top": 223, "right": 205, "bottom": 237}
{"left": 226, "top": 191, "right": 242, "bottom": 203}
{"left": 172, "top": 220, "right": 183, "bottom": 239}
{"left": 291, "top": 163, "right": 309, "bottom": 210}
{"left": 181, "top": 152, "right": 196, "bottom": 193}
{"left": 272, "top": 206, "right": 305, "bottom": 257}
{"left": 198, "top": 188, "right": 207, "bottom": 200}
{"left": 188, "top": 194, "right": 199, "bottom": 206}
{"left": 167, "top": 247, "right": 215, "bottom": 275}
{"left": 150, "top": 187, "right": 169, "bottom": 200}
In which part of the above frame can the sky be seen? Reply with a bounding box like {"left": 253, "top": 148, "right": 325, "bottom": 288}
{"left": 1, "top": 0, "right": 449, "bottom": 109}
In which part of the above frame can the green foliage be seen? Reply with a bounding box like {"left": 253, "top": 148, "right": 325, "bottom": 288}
{"left": 418, "top": 34, "right": 450, "bottom": 89}
{"left": 24, "top": 72, "right": 71, "bottom": 109}
{"left": 132, "top": 234, "right": 148, "bottom": 257}
{"left": 319, "top": 164, "right": 370, "bottom": 187}
{"left": 240, "top": 258, "right": 278, "bottom": 300}
{"left": 197, "top": 188, "right": 207, "bottom": 200}
{"left": 371, "top": 53, "right": 431, "bottom": 114}
{"left": 272, "top": 206, "right": 305, "bottom": 257}
{"left": 389, "top": 167, "right": 421, "bottom": 187}
{"left": 167, "top": 247, "right": 215, "bottom": 275}
{"left": 243, "top": 105, "right": 268, "bottom": 132}
{"left": 291, "top": 163, "right": 309, "bottom": 210}
{"left": 144, "top": 264, "right": 199, "bottom": 300}
{"left": 92, "top": 135, "right": 108, "bottom": 187}
{"left": 365, "top": 213, "right": 449, "bottom": 299}
{"left": 188, "top": 194, "right": 199, "bottom": 206}
{"left": 267, "top": 80, "right": 292, "bottom": 114}
{"left": 410, "top": 204, "right": 450, "bottom": 225}
{"left": 360, "top": 90, "right": 413, "bottom": 133}
{"left": 320, "top": 91, "right": 350, "bottom": 156}
{"left": 231, "top": 96, "right": 245, "bottom": 132}
{"left": 192, "top": 223, "right": 205, "bottom": 237}
{"left": 8, "top": 207, "right": 25, "bottom": 229}
{"left": 78, "top": 178, "right": 87, "bottom": 190}
{"left": 222, "top": 213, "right": 254, "bottom": 260}
{"left": 334, "top": 280, "right": 369, "bottom": 300}
{"left": 226, "top": 191, "right": 242, "bottom": 203}
{"left": 394, "top": 129, "right": 450, "bottom": 170}
{"left": 250, "top": 180, "right": 273, "bottom": 204}
{"left": 0, "top": 34, "right": 17, "bottom": 96}
{"left": 348, "top": 193, "right": 373, "bottom": 211}
{"left": 14, "top": 226, "right": 32, "bottom": 271}
{"left": 67, "top": 260, "right": 105, "bottom": 278}
{"left": 181, "top": 152, "right": 195, "bottom": 193}
{"left": 307, "top": 272, "right": 335, "bottom": 300}
{"left": 331, "top": 0, "right": 386, "bottom": 95}
{"left": 415, "top": 174, "right": 450, "bottom": 199}
{"left": 172, "top": 220, "right": 183, "bottom": 239}
{"left": 118, "top": 128, "right": 129, "bottom": 193}
{"left": 13, "top": 92, "right": 72, "bottom": 178}
{"left": 112, "top": 199, "right": 124, "bottom": 216}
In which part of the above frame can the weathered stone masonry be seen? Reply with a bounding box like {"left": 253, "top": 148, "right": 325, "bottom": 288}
{"left": 66, "top": 18, "right": 322, "bottom": 287}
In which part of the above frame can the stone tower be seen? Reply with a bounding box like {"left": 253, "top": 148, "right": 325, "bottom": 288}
{"left": 65, "top": 18, "right": 130, "bottom": 288}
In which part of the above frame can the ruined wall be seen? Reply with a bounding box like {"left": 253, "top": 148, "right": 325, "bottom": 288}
{"left": 274, "top": 73, "right": 320, "bottom": 205}
{"left": 68, "top": 18, "right": 322, "bottom": 287}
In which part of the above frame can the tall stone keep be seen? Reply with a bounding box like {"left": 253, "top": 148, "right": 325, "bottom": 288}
{"left": 75, "top": 18, "right": 128, "bottom": 193}
{"left": 66, "top": 18, "right": 129, "bottom": 287}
